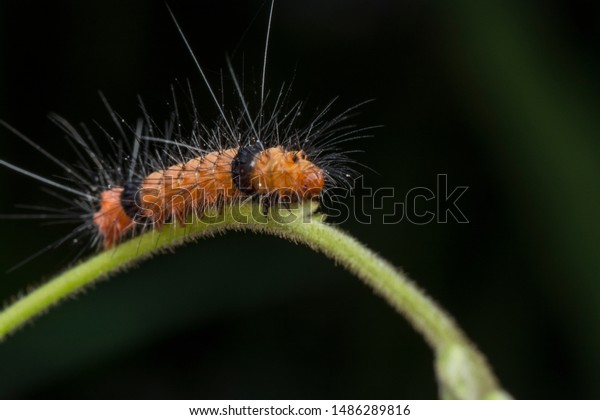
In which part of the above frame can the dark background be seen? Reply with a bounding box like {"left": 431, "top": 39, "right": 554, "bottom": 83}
{"left": 0, "top": 0, "right": 599, "bottom": 399}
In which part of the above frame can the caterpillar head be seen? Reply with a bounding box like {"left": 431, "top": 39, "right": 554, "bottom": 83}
{"left": 291, "top": 150, "right": 325, "bottom": 199}
{"left": 251, "top": 147, "right": 324, "bottom": 200}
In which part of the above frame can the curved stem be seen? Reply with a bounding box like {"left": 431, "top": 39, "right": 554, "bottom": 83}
{"left": 0, "top": 201, "right": 510, "bottom": 399}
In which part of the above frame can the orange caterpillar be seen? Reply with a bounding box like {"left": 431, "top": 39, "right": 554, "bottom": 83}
{"left": 0, "top": 96, "right": 359, "bottom": 258}
{"left": 0, "top": 1, "right": 364, "bottom": 260}
{"left": 94, "top": 144, "right": 325, "bottom": 248}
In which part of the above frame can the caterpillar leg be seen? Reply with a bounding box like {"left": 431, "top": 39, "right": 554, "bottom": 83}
{"left": 260, "top": 193, "right": 292, "bottom": 216}
{"left": 260, "top": 195, "right": 272, "bottom": 216}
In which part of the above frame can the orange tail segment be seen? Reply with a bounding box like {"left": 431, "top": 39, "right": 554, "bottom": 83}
{"left": 93, "top": 188, "right": 135, "bottom": 249}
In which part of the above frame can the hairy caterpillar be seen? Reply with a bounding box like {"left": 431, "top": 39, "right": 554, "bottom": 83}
{"left": 0, "top": 1, "right": 366, "bottom": 263}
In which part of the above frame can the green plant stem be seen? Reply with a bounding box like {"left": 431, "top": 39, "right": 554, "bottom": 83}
{"left": 0, "top": 202, "right": 510, "bottom": 399}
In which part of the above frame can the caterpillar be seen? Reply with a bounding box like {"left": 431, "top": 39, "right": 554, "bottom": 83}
{"left": 0, "top": 1, "right": 367, "bottom": 262}
{"left": 95, "top": 120, "right": 329, "bottom": 249}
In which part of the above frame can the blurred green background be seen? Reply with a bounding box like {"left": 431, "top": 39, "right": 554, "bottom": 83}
{"left": 1, "top": 0, "right": 599, "bottom": 399}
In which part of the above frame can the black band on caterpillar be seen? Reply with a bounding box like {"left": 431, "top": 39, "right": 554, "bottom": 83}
{"left": 121, "top": 180, "right": 144, "bottom": 221}
{"left": 231, "top": 141, "right": 264, "bottom": 194}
